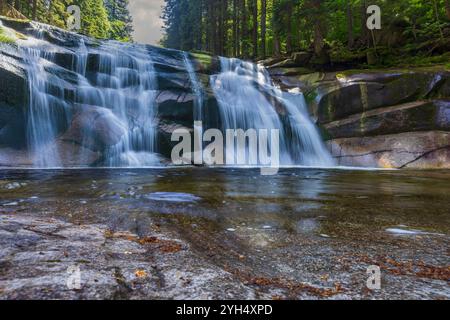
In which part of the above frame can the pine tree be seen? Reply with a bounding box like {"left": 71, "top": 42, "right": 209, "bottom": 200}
{"left": 104, "top": 0, "right": 133, "bottom": 41}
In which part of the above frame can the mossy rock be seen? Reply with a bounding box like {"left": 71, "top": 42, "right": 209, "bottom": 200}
{"left": 0, "top": 26, "right": 16, "bottom": 44}
{"left": 323, "top": 100, "right": 450, "bottom": 139}
{"left": 191, "top": 52, "right": 220, "bottom": 75}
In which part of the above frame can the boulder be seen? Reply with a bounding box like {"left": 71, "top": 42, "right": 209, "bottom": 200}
{"left": 291, "top": 52, "right": 312, "bottom": 66}
{"left": 327, "top": 131, "right": 450, "bottom": 169}
{"left": 56, "top": 140, "right": 101, "bottom": 167}
{"left": 0, "top": 54, "right": 27, "bottom": 111}
{"left": 157, "top": 122, "right": 193, "bottom": 159}
{"left": 61, "top": 105, "right": 127, "bottom": 151}
{"left": 317, "top": 72, "right": 444, "bottom": 123}
{"left": 323, "top": 100, "right": 450, "bottom": 139}
{"left": 156, "top": 72, "right": 190, "bottom": 91}
{"left": 156, "top": 90, "right": 194, "bottom": 124}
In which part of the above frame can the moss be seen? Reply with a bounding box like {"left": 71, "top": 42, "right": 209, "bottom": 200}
{"left": 191, "top": 52, "right": 212, "bottom": 68}
{"left": 304, "top": 90, "right": 318, "bottom": 106}
{"left": 14, "top": 31, "right": 27, "bottom": 40}
{"left": 0, "top": 27, "right": 15, "bottom": 44}
{"left": 0, "top": 16, "right": 30, "bottom": 23}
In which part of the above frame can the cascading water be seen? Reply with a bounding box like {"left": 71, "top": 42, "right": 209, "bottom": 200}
{"left": 13, "top": 21, "right": 333, "bottom": 169}
{"left": 183, "top": 52, "right": 205, "bottom": 161}
{"left": 95, "top": 42, "right": 159, "bottom": 167}
{"left": 20, "top": 27, "right": 160, "bottom": 168}
{"left": 22, "top": 42, "right": 70, "bottom": 168}
{"left": 210, "top": 57, "right": 334, "bottom": 167}
{"left": 182, "top": 52, "right": 204, "bottom": 120}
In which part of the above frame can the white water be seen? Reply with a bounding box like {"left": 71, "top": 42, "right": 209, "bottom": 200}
{"left": 16, "top": 25, "right": 333, "bottom": 168}
{"left": 210, "top": 57, "right": 334, "bottom": 166}
{"left": 20, "top": 30, "right": 160, "bottom": 168}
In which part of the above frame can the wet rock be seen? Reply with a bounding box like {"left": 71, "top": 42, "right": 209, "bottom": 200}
{"left": 327, "top": 131, "right": 450, "bottom": 168}
{"left": 323, "top": 100, "right": 450, "bottom": 139}
{"left": 56, "top": 140, "right": 101, "bottom": 167}
{"left": 190, "top": 53, "right": 221, "bottom": 75}
{"left": 157, "top": 122, "right": 192, "bottom": 159}
{"left": 0, "top": 148, "right": 33, "bottom": 167}
{"left": 156, "top": 72, "right": 190, "bottom": 91}
{"left": 315, "top": 70, "right": 450, "bottom": 123}
{"left": 0, "top": 214, "right": 258, "bottom": 299}
{"left": 156, "top": 90, "right": 194, "bottom": 124}
{"left": 61, "top": 105, "right": 127, "bottom": 151}
{"left": 0, "top": 54, "right": 27, "bottom": 111}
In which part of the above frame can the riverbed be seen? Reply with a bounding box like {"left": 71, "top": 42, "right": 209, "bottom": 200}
{"left": 0, "top": 168, "right": 449, "bottom": 299}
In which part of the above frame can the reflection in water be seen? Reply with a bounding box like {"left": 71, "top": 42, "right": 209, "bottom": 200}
{"left": 0, "top": 168, "right": 449, "bottom": 238}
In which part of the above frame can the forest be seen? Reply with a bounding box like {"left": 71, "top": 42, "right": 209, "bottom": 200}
{"left": 0, "top": 0, "right": 133, "bottom": 41}
{"left": 162, "top": 0, "right": 450, "bottom": 67}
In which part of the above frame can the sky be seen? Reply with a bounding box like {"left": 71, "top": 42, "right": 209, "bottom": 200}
{"left": 129, "top": 0, "right": 165, "bottom": 45}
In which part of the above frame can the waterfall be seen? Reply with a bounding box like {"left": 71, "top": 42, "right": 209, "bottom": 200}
{"left": 183, "top": 52, "right": 204, "bottom": 162}
{"left": 210, "top": 57, "right": 334, "bottom": 167}
{"left": 22, "top": 45, "right": 70, "bottom": 168}
{"left": 20, "top": 33, "right": 160, "bottom": 168}
{"left": 96, "top": 42, "right": 159, "bottom": 167}
{"left": 182, "top": 52, "right": 204, "bottom": 120}
{"left": 14, "top": 22, "right": 333, "bottom": 169}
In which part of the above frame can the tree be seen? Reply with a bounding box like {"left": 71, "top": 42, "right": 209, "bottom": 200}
{"left": 261, "top": 0, "right": 267, "bottom": 58}
{"left": 104, "top": 0, "right": 134, "bottom": 41}
{"left": 76, "top": 0, "right": 111, "bottom": 39}
{"left": 251, "top": 0, "right": 258, "bottom": 58}
{"left": 346, "top": 0, "right": 354, "bottom": 48}
{"left": 446, "top": 0, "right": 450, "bottom": 20}
{"left": 160, "top": 0, "right": 450, "bottom": 62}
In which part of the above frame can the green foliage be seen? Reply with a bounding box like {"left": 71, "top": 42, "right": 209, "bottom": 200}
{"left": 0, "top": 27, "right": 15, "bottom": 44}
{"left": 161, "top": 0, "right": 450, "bottom": 67}
{"left": 3, "top": 0, "right": 133, "bottom": 41}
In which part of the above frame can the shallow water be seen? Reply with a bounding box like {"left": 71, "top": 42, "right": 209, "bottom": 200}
{"left": 0, "top": 168, "right": 449, "bottom": 298}
{"left": 1, "top": 168, "right": 449, "bottom": 231}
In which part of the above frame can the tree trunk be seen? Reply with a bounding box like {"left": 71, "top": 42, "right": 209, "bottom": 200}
{"left": 286, "top": 2, "right": 293, "bottom": 54}
{"left": 360, "top": 0, "right": 368, "bottom": 48}
{"left": 233, "top": 0, "right": 238, "bottom": 56}
{"left": 218, "top": 0, "right": 224, "bottom": 55}
{"left": 346, "top": 0, "right": 354, "bottom": 48}
{"left": 446, "top": 0, "right": 450, "bottom": 20}
{"left": 252, "top": 0, "right": 258, "bottom": 58}
{"left": 261, "top": 0, "right": 267, "bottom": 58}
{"left": 32, "top": 0, "right": 38, "bottom": 21}
{"left": 206, "top": 1, "right": 213, "bottom": 53}
{"left": 312, "top": 0, "right": 324, "bottom": 56}
{"left": 273, "top": 32, "right": 281, "bottom": 57}
{"left": 241, "top": 0, "right": 247, "bottom": 58}
{"left": 433, "top": 0, "right": 444, "bottom": 40}
{"left": 236, "top": 0, "right": 241, "bottom": 56}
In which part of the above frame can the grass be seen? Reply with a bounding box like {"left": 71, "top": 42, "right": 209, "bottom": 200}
{"left": 0, "top": 26, "right": 15, "bottom": 44}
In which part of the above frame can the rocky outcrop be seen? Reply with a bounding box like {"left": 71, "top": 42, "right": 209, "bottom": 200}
{"left": 327, "top": 131, "right": 450, "bottom": 169}
{"left": 271, "top": 65, "right": 450, "bottom": 168}
{"left": 0, "top": 213, "right": 256, "bottom": 299}
{"left": 323, "top": 100, "right": 450, "bottom": 139}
